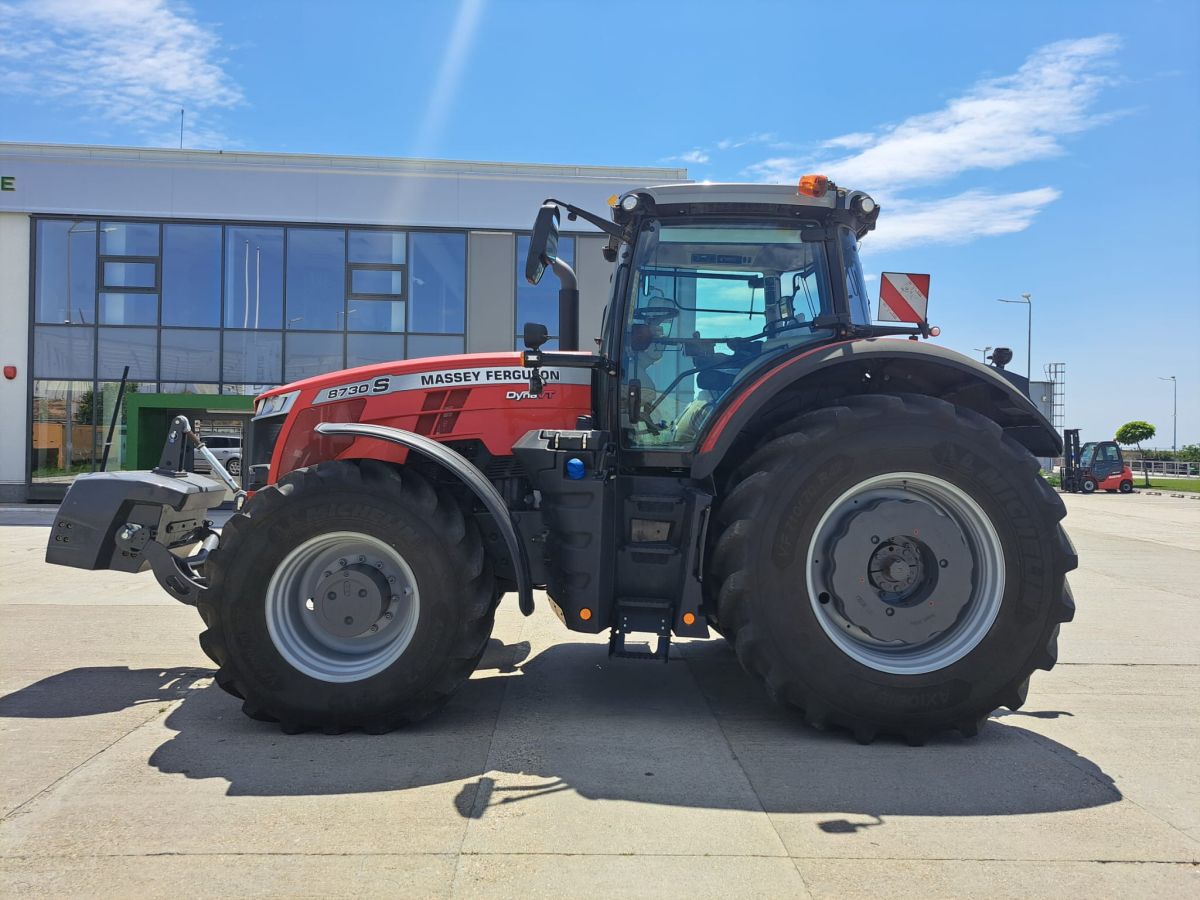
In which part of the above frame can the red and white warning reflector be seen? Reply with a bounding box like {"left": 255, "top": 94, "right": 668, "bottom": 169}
{"left": 878, "top": 272, "right": 931, "bottom": 324}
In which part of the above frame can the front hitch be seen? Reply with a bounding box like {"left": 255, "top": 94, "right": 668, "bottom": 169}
{"left": 46, "top": 415, "right": 231, "bottom": 605}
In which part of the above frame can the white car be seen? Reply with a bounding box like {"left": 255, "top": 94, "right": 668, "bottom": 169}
{"left": 192, "top": 435, "right": 242, "bottom": 478}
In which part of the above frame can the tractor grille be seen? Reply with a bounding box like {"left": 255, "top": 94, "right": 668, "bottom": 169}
{"left": 245, "top": 416, "right": 285, "bottom": 491}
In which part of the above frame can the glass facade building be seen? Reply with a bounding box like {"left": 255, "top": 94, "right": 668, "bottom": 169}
{"left": 0, "top": 143, "right": 687, "bottom": 500}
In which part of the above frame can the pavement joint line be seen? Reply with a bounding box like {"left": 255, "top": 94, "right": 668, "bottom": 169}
{"left": 1005, "top": 718, "right": 1200, "bottom": 851}
{"left": 1, "top": 852, "right": 1197, "bottom": 865}
{"left": 1055, "top": 663, "right": 1200, "bottom": 668}
{"left": 445, "top": 616, "right": 527, "bottom": 900}
{"left": 679, "top": 653, "right": 812, "bottom": 898}
{"left": 0, "top": 695, "right": 183, "bottom": 824}
{"left": 1010, "top": 723, "right": 1200, "bottom": 851}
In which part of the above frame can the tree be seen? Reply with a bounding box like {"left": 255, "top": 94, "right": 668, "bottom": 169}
{"left": 1116, "top": 421, "right": 1156, "bottom": 487}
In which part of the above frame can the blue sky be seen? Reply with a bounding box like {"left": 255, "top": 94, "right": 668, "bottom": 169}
{"left": 1, "top": 0, "right": 1197, "bottom": 447}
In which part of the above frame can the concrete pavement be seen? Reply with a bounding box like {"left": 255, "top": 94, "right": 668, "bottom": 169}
{"left": 1, "top": 493, "right": 1197, "bottom": 897}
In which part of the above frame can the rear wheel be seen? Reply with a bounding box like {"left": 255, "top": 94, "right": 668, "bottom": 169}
{"left": 1119, "top": 480, "right": 1134, "bottom": 494}
{"left": 226, "top": 457, "right": 241, "bottom": 477}
{"left": 709, "top": 394, "right": 1076, "bottom": 742}
{"left": 198, "top": 459, "right": 496, "bottom": 733}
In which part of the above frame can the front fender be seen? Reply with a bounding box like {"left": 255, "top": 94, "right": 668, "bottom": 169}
{"left": 314, "top": 422, "right": 535, "bottom": 616}
{"left": 692, "top": 339, "right": 1060, "bottom": 480}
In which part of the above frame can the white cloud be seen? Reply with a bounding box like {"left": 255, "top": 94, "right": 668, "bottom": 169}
{"left": 715, "top": 132, "right": 776, "bottom": 151}
{"left": 0, "top": 0, "right": 243, "bottom": 147}
{"left": 821, "top": 132, "right": 875, "bottom": 150}
{"left": 863, "top": 188, "right": 1062, "bottom": 251}
{"left": 746, "top": 35, "right": 1120, "bottom": 190}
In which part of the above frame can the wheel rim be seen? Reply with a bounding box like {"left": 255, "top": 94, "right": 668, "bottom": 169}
{"left": 265, "top": 531, "right": 420, "bottom": 683}
{"left": 806, "top": 472, "right": 1005, "bottom": 675}
{"left": 228, "top": 459, "right": 240, "bottom": 475}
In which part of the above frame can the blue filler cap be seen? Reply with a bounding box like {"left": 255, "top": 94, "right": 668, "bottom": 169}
{"left": 566, "top": 457, "right": 586, "bottom": 480}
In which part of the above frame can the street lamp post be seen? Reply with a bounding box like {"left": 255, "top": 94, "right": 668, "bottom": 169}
{"left": 1159, "top": 375, "right": 1177, "bottom": 451}
{"left": 996, "top": 293, "right": 1032, "bottom": 384}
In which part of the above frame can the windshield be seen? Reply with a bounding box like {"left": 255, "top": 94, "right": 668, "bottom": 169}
{"left": 620, "top": 220, "right": 836, "bottom": 450}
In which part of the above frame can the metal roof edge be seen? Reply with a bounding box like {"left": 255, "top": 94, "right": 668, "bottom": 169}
{"left": 0, "top": 141, "right": 689, "bottom": 182}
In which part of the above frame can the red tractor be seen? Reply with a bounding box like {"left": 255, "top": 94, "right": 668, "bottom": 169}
{"left": 46, "top": 179, "right": 1075, "bottom": 742}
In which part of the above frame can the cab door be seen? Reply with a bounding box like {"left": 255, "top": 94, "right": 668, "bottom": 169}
{"left": 1091, "top": 442, "right": 1123, "bottom": 483}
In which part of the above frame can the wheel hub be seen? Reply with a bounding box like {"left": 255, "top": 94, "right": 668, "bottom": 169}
{"left": 311, "top": 563, "right": 393, "bottom": 638}
{"left": 823, "top": 496, "right": 975, "bottom": 647}
{"left": 867, "top": 537, "right": 927, "bottom": 601}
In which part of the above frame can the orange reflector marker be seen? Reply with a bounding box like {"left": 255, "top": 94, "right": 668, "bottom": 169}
{"left": 797, "top": 174, "right": 830, "bottom": 198}
{"left": 682, "top": 612, "right": 696, "bottom": 626}
{"left": 579, "top": 608, "right": 592, "bottom": 621}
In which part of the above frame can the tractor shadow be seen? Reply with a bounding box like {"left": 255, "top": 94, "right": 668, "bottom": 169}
{"left": 1, "top": 639, "right": 1121, "bottom": 823}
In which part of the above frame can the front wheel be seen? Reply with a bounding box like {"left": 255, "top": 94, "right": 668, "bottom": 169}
{"left": 1080, "top": 477, "right": 1097, "bottom": 494}
{"left": 710, "top": 394, "right": 1076, "bottom": 743}
{"left": 198, "top": 460, "right": 496, "bottom": 733}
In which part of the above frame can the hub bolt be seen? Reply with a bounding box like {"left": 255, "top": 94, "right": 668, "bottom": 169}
{"left": 369, "top": 624, "right": 379, "bottom": 633}
{"left": 388, "top": 575, "right": 396, "bottom": 584}
{"left": 870, "top": 535, "right": 880, "bottom": 544}
{"left": 358, "top": 555, "right": 366, "bottom": 563}
{"left": 344, "top": 616, "right": 353, "bottom": 625}
{"left": 327, "top": 592, "right": 337, "bottom": 601}
{"left": 358, "top": 589, "right": 368, "bottom": 598}
{"left": 385, "top": 612, "right": 394, "bottom": 620}
{"left": 338, "top": 558, "right": 347, "bottom": 567}
{"left": 939, "top": 559, "right": 949, "bottom": 568}
{"left": 886, "top": 608, "right": 895, "bottom": 617}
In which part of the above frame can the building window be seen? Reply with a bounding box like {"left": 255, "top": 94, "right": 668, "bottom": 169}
{"left": 33, "top": 326, "right": 95, "bottom": 380}
{"left": 286, "top": 228, "right": 346, "bottom": 331}
{"left": 161, "top": 329, "right": 221, "bottom": 382}
{"left": 409, "top": 232, "right": 465, "bottom": 333}
{"left": 348, "top": 229, "right": 406, "bottom": 301}
{"left": 101, "top": 222, "right": 159, "bottom": 257}
{"left": 225, "top": 226, "right": 284, "bottom": 329}
{"left": 28, "top": 216, "right": 470, "bottom": 493}
{"left": 98, "top": 327, "right": 157, "bottom": 379}
{"left": 223, "top": 330, "right": 283, "bottom": 384}
{"left": 284, "top": 331, "right": 344, "bottom": 381}
{"left": 515, "top": 234, "right": 575, "bottom": 345}
{"left": 35, "top": 220, "right": 96, "bottom": 325}
{"left": 162, "top": 224, "right": 221, "bottom": 327}
{"left": 347, "top": 333, "right": 404, "bottom": 368}
{"left": 31, "top": 380, "right": 99, "bottom": 482}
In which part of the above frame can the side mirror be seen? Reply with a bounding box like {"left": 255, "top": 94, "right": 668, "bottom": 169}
{"left": 525, "top": 203, "right": 561, "bottom": 286}
{"left": 523, "top": 321, "right": 549, "bottom": 351}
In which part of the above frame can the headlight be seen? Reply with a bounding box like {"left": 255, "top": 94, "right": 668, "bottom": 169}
{"left": 254, "top": 389, "right": 300, "bottom": 419}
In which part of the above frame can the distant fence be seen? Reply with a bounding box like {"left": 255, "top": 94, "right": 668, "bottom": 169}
{"left": 1049, "top": 458, "right": 1198, "bottom": 477}
{"left": 1127, "top": 458, "right": 1199, "bottom": 478}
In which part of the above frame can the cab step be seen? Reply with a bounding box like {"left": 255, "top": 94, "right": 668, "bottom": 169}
{"left": 609, "top": 598, "right": 672, "bottom": 662}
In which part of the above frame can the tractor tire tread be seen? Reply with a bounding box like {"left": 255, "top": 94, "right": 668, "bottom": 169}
{"left": 200, "top": 459, "right": 495, "bottom": 734}
{"left": 711, "top": 392, "right": 1076, "bottom": 743}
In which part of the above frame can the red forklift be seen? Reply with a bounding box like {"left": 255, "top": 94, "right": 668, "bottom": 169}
{"left": 1060, "top": 429, "right": 1135, "bottom": 494}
